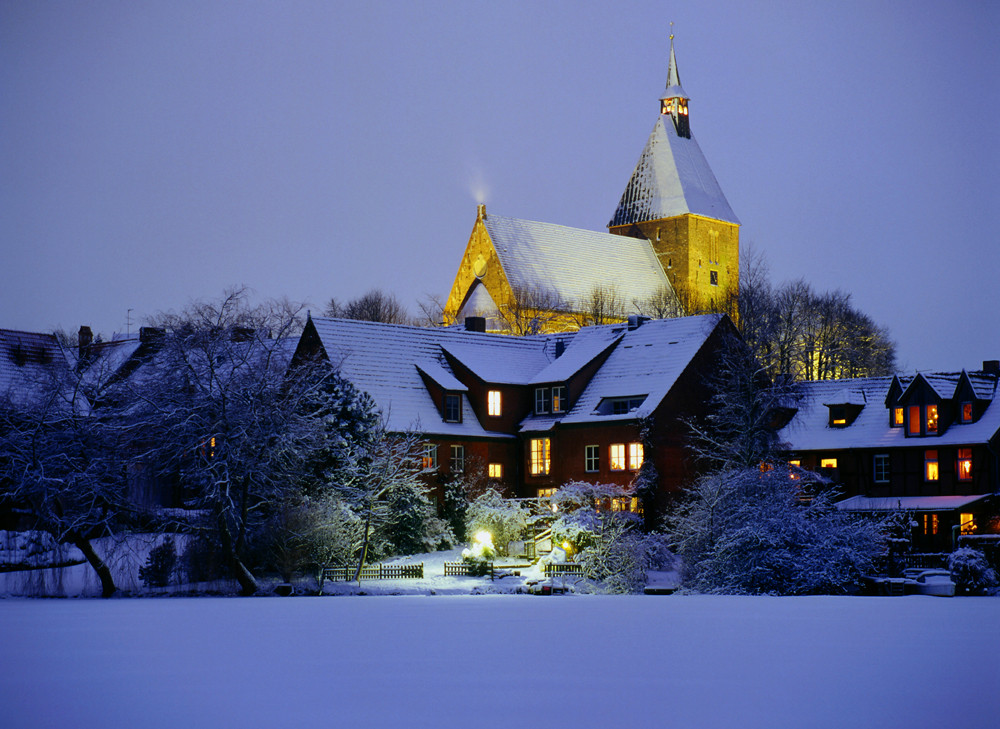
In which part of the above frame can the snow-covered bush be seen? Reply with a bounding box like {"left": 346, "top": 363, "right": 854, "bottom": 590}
{"left": 948, "top": 547, "right": 998, "bottom": 596}
{"left": 464, "top": 489, "right": 527, "bottom": 556}
{"left": 461, "top": 531, "right": 497, "bottom": 576}
{"left": 670, "top": 467, "right": 884, "bottom": 595}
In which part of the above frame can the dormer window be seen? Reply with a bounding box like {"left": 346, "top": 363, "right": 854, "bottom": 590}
{"left": 908, "top": 405, "right": 921, "bottom": 435}
{"left": 926, "top": 405, "right": 938, "bottom": 433}
{"left": 597, "top": 396, "right": 647, "bottom": 416}
{"left": 961, "top": 402, "right": 973, "bottom": 423}
{"left": 892, "top": 407, "right": 904, "bottom": 427}
{"left": 487, "top": 390, "right": 502, "bottom": 417}
{"left": 444, "top": 393, "right": 462, "bottom": 423}
{"left": 535, "top": 387, "right": 551, "bottom": 414}
{"left": 552, "top": 386, "right": 567, "bottom": 413}
{"left": 830, "top": 406, "right": 847, "bottom": 427}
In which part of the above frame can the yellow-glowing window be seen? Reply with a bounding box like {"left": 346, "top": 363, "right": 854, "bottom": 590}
{"left": 820, "top": 458, "right": 838, "bottom": 469}
{"left": 789, "top": 459, "right": 801, "bottom": 480}
{"left": 610, "top": 444, "right": 626, "bottom": 471}
{"left": 537, "top": 487, "right": 556, "bottom": 498}
{"left": 923, "top": 514, "right": 939, "bottom": 536}
{"left": 925, "top": 450, "right": 939, "bottom": 481}
{"left": 908, "top": 405, "right": 921, "bottom": 435}
{"left": 487, "top": 390, "right": 502, "bottom": 417}
{"left": 926, "top": 404, "right": 938, "bottom": 433}
{"left": 422, "top": 444, "right": 438, "bottom": 470}
{"left": 552, "top": 386, "right": 567, "bottom": 413}
{"left": 628, "top": 442, "right": 644, "bottom": 471}
{"left": 893, "top": 407, "right": 904, "bottom": 427}
{"left": 960, "top": 513, "right": 975, "bottom": 535}
{"left": 957, "top": 448, "right": 972, "bottom": 481}
{"left": 530, "top": 438, "right": 551, "bottom": 476}
{"left": 961, "top": 402, "right": 973, "bottom": 423}
{"left": 488, "top": 462, "right": 503, "bottom": 479}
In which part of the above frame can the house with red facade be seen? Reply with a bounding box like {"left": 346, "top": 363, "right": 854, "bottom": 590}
{"left": 292, "top": 312, "right": 738, "bottom": 512}
{"left": 779, "top": 363, "right": 1000, "bottom": 551}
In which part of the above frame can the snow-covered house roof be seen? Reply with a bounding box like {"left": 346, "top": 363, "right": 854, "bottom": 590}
{"left": 523, "top": 314, "right": 725, "bottom": 431}
{"left": 482, "top": 214, "right": 673, "bottom": 311}
{"left": 0, "top": 328, "right": 74, "bottom": 409}
{"left": 608, "top": 115, "right": 739, "bottom": 228}
{"left": 303, "top": 314, "right": 728, "bottom": 440}
{"left": 780, "top": 371, "right": 1000, "bottom": 452}
{"left": 837, "top": 494, "right": 991, "bottom": 513}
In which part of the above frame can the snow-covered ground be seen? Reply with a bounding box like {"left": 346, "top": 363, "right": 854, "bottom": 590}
{"left": 2, "top": 594, "right": 996, "bottom": 729}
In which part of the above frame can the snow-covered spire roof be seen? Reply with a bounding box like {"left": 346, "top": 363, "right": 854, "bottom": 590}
{"left": 608, "top": 116, "right": 740, "bottom": 227}
{"left": 662, "top": 33, "right": 689, "bottom": 101}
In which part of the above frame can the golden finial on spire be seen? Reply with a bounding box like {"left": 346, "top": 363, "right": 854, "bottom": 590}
{"left": 669, "top": 21, "right": 674, "bottom": 41}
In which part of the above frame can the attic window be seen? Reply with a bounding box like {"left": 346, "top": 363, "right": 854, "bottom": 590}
{"left": 487, "top": 390, "right": 502, "bottom": 417}
{"left": 926, "top": 405, "right": 938, "bottom": 434}
{"left": 598, "top": 396, "right": 647, "bottom": 416}
{"left": 961, "top": 402, "right": 973, "bottom": 423}
{"left": 892, "top": 407, "right": 904, "bottom": 427}
{"left": 552, "top": 385, "right": 567, "bottom": 413}
{"left": 444, "top": 393, "right": 462, "bottom": 423}
{"left": 830, "top": 406, "right": 847, "bottom": 427}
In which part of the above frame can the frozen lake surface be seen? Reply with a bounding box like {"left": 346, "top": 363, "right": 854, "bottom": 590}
{"left": 2, "top": 594, "right": 997, "bottom": 728}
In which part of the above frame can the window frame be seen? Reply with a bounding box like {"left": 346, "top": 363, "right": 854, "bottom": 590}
{"left": 924, "top": 449, "right": 939, "bottom": 482}
{"left": 534, "top": 387, "right": 551, "bottom": 415}
{"left": 925, "top": 404, "right": 938, "bottom": 434}
{"left": 450, "top": 444, "right": 465, "bottom": 473}
{"left": 487, "top": 390, "right": 502, "bottom": 417}
{"left": 529, "top": 438, "right": 551, "bottom": 476}
{"left": 584, "top": 445, "right": 599, "bottom": 473}
{"left": 892, "top": 407, "right": 904, "bottom": 428}
{"left": 907, "top": 405, "right": 921, "bottom": 435}
{"left": 422, "top": 444, "right": 438, "bottom": 471}
{"left": 628, "top": 442, "right": 644, "bottom": 471}
{"left": 444, "top": 393, "right": 462, "bottom": 423}
{"left": 961, "top": 402, "right": 973, "bottom": 424}
{"left": 488, "top": 462, "right": 503, "bottom": 479}
{"left": 957, "top": 448, "right": 972, "bottom": 481}
{"left": 820, "top": 457, "right": 838, "bottom": 469}
{"left": 551, "top": 385, "right": 567, "bottom": 413}
{"left": 873, "top": 453, "right": 890, "bottom": 484}
{"left": 610, "top": 443, "right": 626, "bottom": 471}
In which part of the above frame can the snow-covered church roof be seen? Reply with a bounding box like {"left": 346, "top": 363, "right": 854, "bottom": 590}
{"left": 483, "top": 214, "right": 672, "bottom": 311}
{"left": 609, "top": 115, "right": 740, "bottom": 228}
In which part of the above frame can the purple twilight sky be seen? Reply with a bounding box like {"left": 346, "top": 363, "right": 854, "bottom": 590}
{"left": 1, "top": 1, "right": 997, "bottom": 372}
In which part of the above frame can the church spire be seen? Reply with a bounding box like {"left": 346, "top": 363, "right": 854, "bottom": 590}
{"left": 660, "top": 29, "right": 690, "bottom": 138}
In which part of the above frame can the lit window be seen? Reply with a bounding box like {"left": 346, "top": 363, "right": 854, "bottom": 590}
{"left": 925, "top": 450, "right": 939, "bottom": 481}
{"left": 552, "top": 386, "right": 567, "bottom": 413}
{"left": 788, "top": 459, "right": 801, "bottom": 480}
{"left": 537, "top": 487, "right": 556, "bottom": 498}
{"left": 535, "top": 387, "right": 551, "bottom": 414}
{"left": 958, "top": 448, "right": 972, "bottom": 481}
{"left": 612, "top": 497, "right": 639, "bottom": 512}
{"left": 530, "top": 438, "right": 550, "bottom": 476}
{"left": 450, "top": 445, "right": 465, "bottom": 473}
{"left": 488, "top": 463, "right": 502, "bottom": 479}
{"left": 961, "top": 402, "right": 973, "bottom": 423}
{"left": 487, "top": 390, "right": 502, "bottom": 417}
{"left": 926, "top": 405, "right": 938, "bottom": 433}
{"left": 422, "top": 444, "right": 438, "bottom": 470}
{"left": 960, "top": 513, "right": 975, "bottom": 535}
{"left": 445, "top": 394, "right": 461, "bottom": 422}
{"left": 628, "top": 442, "right": 644, "bottom": 471}
{"left": 610, "top": 444, "right": 626, "bottom": 471}
{"left": 923, "top": 514, "right": 939, "bottom": 536}
{"left": 820, "top": 458, "right": 838, "bottom": 469}
{"left": 830, "top": 406, "right": 847, "bottom": 426}
{"left": 908, "top": 405, "right": 921, "bottom": 435}
{"left": 874, "top": 454, "right": 890, "bottom": 484}
{"left": 892, "top": 407, "right": 904, "bottom": 427}
{"left": 585, "top": 445, "right": 599, "bottom": 473}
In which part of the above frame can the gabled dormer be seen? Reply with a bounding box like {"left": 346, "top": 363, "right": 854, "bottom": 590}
{"left": 898, "top": 373, "right": 945, "bottom": 437}
{"left": 885, "top": 375, "right": 906, "bottom": 427}
{"left": 415, "top": 360, "right": 467, "bottom": 424}
{"left": 823, "top": 389, "right": 866, "bottom": 428}
{"left": 954, "top": 369, "right": 993, "bottom": 424}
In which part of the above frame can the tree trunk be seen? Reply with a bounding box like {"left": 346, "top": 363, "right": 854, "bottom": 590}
{"left": 353, "top": 507, "right": 372, "bottom": 584}
{"left": 218, "top": 514, "right": 258, "bottom": 596}
{"left": 67, "top": 531, "right": 116, "bottom": 598}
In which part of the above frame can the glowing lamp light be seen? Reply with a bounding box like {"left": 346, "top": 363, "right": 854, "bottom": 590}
{"left": 474, "top": 531, "right": 493, "bottom": 547}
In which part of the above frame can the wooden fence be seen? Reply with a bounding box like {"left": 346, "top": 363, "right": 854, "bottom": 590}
{"left": 323, "top": 563, "right": 424, "bottom": 581}
{"left": 443, "top": 561, "right": 493, "bottom": 577}
{"left": 543, "top": 562, "right": 584, "bottom": 577}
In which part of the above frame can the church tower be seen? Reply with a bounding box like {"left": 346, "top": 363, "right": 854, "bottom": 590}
{"left": 608, "top": 35, "right": 740, "bottom": 316}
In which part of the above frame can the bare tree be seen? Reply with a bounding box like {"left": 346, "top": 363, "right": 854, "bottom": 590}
{"left": 414, "top": 293, "right": 446, "bottom": 328}
{"left": 497, "top": 284, "right": 568, "bottom": 335}
{"left": 578, "top": 284, "right": 627, "bottom": 326}
{"left": 326, "top": 289, "right": 410, "bottom": 324}
{"left": 634, "top": 285, "right": 685, "bottom": 320}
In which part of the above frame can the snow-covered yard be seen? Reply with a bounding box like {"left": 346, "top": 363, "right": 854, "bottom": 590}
{"left": 2, "top": 594, "right": 996, "bottom": 729}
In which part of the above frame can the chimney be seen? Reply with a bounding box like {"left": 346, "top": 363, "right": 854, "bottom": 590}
{"left": 983, "top": 360, "right": 999, "bottom": 375}
{"left": 627, "top": 315, "right": 651, "bottom": 331}
{"left": 464, "top": 316, "right": 486, "bottom": 333}
{"left": 78, "top": 326, "right": 93, "bottom": 360}
{"left": 555, "top": 340, "right": 566, "bottom": 358}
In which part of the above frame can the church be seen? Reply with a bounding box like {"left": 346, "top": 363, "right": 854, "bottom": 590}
{"left": 442, "top": 37, "right": 740, "bottom": 333}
